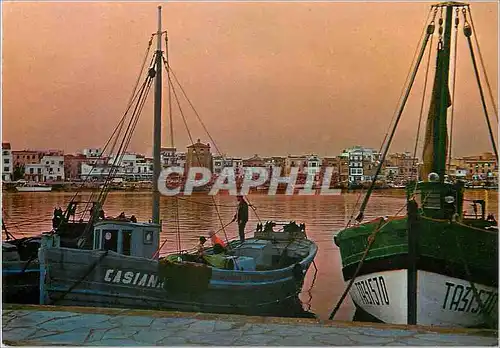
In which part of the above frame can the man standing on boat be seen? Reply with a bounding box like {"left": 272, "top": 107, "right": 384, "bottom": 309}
{"left": 233, "top": 195, "right": 248, "bottom": 242}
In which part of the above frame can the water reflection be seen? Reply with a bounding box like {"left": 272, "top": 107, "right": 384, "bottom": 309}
{"left": 2, "top": 189, "right": 497, "bottom": 320}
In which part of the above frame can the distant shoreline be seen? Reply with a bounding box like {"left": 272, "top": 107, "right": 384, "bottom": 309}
{"left": 2, "top": 185, "right": 497, "bottom": 194}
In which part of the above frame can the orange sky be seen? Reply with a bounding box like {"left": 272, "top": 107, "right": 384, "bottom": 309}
{"left": 2, "top": 2, "right": 498, "bottom": 158}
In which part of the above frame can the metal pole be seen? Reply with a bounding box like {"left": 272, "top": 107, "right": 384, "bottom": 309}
{"left": 152, "top": 6, "right": 162, "bottom": 224}
{"left": 407, "top": 199, "right": 419, "bottom": 325}
{"left": 166, "top": 35, "right": 174, "bottom": 149}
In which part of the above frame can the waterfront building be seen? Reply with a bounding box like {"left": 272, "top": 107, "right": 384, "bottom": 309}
{"left": 64, "top": 154, "right": 90, "bottom": 180}
{"left": 186, "top": 139, "right": 213, "bottom": 173}
{"left": 161, "top": 147, "right": 177, "bottom": 167}
{"left": 284, "top": 155, "right": 307, "bottom": 176}
{"left": 341, "top": 146, "right": 380, "bottom": 183}
{"left": 80, "top": 152, "right": 152, "bottom": 181}
{"left": 385, "top": 152, "right": 418, "bottom": 183}
{"left": 305, "top": 154, "right": 322, "bottom": 176}
{"left": 320, "top": 156, "right": 341, "bottom": 186}
{"left": 212, "top": 155, "right": 235, "bottom": 174}
{"left": 243, "top": 154, "right": 265, "bottom": 168}
{"left": 12, "top": 150, "right": 45, "bottom": 170}
{"left": 2, "top": 143, "right": 13, "bottom": 182}
{"left": 461, "top": 152, "right": 497, "bottom": 182}
{"left": 82, "top": 148, "right": 103, "bottom": 157}
{"left": 25, "top": 155, "right": 64, "bottom": 182}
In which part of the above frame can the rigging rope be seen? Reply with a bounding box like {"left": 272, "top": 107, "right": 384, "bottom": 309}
{"left": 161, "top": 56, "right": 230, "bottom": 246}
{"left": 462, "top": 9, "right": 498, "bottom": 162}
{"left": 78, "top": 57, "right": 157, "bottom": 246}
{"left": 66, "top": 37, "right": 155, "bottom": 219}
{"left": 165, "top": 33, "right": 175, "bottom": 148}
{"left": 163, "top": 58, "right": 262, "bottom": 223}
{"left": 447, "top": 9, "right": 460, "bottom": 177}
{"left": 341, "top": 8, "right": 437, "bottom": 228}
{"left": 412, "top": 12, "right": 436, "bottom": 189}
{"left": 377, "top": 7, "right": 437, "bottom": 157}
{"left": 467, "top": 6, "right": 498, "bottom": 123}
{"left": 355, "top": 19, "right": 436, "bottom": 223}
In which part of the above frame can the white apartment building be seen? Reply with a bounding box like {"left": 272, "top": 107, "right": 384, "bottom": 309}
{"left": 81, "top": 153, "right": 153, "bottom": 181}
{"left": 342, "top": 146, "right": 379, "bottom": 183}
{"left": 305, "top": 154, "right": 321, "bottom": 176}
{"left": 213, "top": 155, "right": 236, "bottom": 174}
{"left": 161, "top": 147, "right": 177, "bottom": 167}
{"left": 25, "top": 155, "right": 65, "bottom": 182}
{"left": 82, "top": 148, "right": 103, "bottom": 157}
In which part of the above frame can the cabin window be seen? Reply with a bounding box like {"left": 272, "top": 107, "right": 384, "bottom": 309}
{"left": 122, "top": 230, "right": 132, "bottom": 256}
{"left": 422, "top": 192, "right": 441, "bottom": 210}
{"left": 144, "top": 230, "right": 153, "bottom": 244}
{"left": 94, "top": 230, "right": 101, "bottom": 249}
{"left": 103, "top": 229, "right": 118, "bottom": 252}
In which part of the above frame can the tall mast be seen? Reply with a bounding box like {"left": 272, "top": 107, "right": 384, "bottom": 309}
{"left": 433, "top": 4, "right": 454, "bottom": 181}
{"left": 152, "top": 6, "right": 162, "bottom": 224}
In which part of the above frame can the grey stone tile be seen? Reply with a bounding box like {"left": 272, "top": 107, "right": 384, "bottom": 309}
{"left": 346, "top": 333, "right": 401, "bottom": 345}
{"left": 93, "top": 338, "right": 142, "bottom": 346}
{"left": 240, "top": 323, "right": 274, "bottom": 335}
{"left": 2, "top": 327, "right": 39, "bottom": 341}
{"left": 184, "top": 331, "right": 240, "bottom": 345}
{"left": 38, "top": 315, "right": 115, "bottom": 332}
{"left": 109, "top": 315, "right": 155, "bottom": 327}
{"left": 101, "top": 327, "right": 140, "bottom": 340}
{"left": 356, "top": 327, "right": 415, "bottom": 337}
{"left": 274, "top": 335, "right": 323, "bottom": 346}
{"left": 34, "top": 329, "right": 91, "bottom": 345}
{"left": 234, "top": 333, "right": 281, "bottom": 345}
{"left": 415, "top": 333, "right": 498, "bottom": 345}
{"left": 133, "top": 330, "right": 170, "bottom": 345}
{"left": 313, "top": 333, "right": 356, "bottom": 346}
{"left": 149, "top": 317, "right": 195, "bottom": 330}
{"left": 3, "top": 308, "right": 498, "bottom": 347}
{"left": 214, "top": 320, "right": 238, "bottom": 331}
{"left": 265, "top": 324, "right": 309, "bottom": 336}
{"left": 186, "top": 319, "right": 216, "bottom": 333}
{"left": 156, "top": 336, "right": 190, "bottom": 345}
{"left": 83, "top": 328, "right": 109, "bottom": 343}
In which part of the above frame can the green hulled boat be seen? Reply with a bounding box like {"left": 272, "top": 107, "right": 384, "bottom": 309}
{"left": 334, "top": 2, "right": 498, "bottom": 328}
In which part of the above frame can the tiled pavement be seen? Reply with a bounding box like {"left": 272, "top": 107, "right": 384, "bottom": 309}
{"left": 2, "top": 305, "right": 498, "bottom": 346}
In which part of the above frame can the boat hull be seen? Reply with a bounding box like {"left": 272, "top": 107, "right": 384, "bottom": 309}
{"left": 39, "top": 240, "right": 317, "bottom": 316}
{"left": 16, "top": 186, "right": 52, "bottom": 192}
{"left": 347, "top": 269, "right": 498, "bottom": 327}
{"left": 2, "top": 260, "right": 40, "bottom": 304}
{"left": 334, "top": 215, "right": 498, "bottom": 328}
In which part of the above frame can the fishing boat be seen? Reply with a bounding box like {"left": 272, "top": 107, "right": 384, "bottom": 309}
{"left": 2, "top": 201, "right": 99, "bottom": 303}
{"left": 15, "top": 181, "right": 52, "bottom": 192}
{"left": 2, "top": 219, "right": 41, "bottom": 303}
{"left": 333, "top": 2, "right": 497, "bottom": 328}
{"left": 38, "top": 7, "right": 318, "bottom": 316}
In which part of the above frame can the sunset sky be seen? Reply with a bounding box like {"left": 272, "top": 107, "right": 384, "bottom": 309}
{"left": 2, "top": 1, "right": 498, "bottom": 159}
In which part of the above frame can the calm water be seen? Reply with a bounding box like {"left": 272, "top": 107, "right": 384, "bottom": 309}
{"left": 2, "top": 189, "right": 497, "bottom": 320}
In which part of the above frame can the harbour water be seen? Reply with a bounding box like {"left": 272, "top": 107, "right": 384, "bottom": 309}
{"left": 2, "top": 189, "right": 497, "bottom": 321}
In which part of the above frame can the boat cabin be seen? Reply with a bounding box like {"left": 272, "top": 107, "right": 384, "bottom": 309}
{"left": 407, "top": 180, "right": 465, "bottom": 220}
{"left": 92, "top": 220, "right": 161, "bottom": 259}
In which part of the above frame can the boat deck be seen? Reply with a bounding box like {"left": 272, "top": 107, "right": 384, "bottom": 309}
{"left": 2, "top": 304, "right": 497, "bottom": 346}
